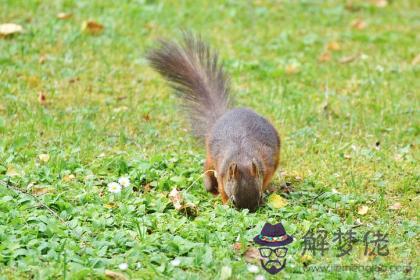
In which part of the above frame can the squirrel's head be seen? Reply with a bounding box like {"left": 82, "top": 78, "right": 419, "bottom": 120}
{"left": 222, "top": 160, "right": 263, "bottom": 212}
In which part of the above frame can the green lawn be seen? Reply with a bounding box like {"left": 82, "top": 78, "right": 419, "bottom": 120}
{"left": 0, "top": 0, "right": 418, "bottom": 279}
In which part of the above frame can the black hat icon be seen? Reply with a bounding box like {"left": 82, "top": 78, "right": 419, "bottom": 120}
{"left": 254, "top": 222, "right": 293, "bottom": 247}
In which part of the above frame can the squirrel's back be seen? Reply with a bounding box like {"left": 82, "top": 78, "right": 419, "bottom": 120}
{"left": 208, "top": 108, "right": 280, "bottom": 168}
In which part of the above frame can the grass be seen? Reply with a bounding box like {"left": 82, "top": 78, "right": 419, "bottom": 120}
{"left": 0, "top": 0, "right": 418, "bottom": 279}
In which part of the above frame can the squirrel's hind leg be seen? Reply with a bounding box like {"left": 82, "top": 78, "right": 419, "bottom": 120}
{"left": 204, "top": 157, "right": 219, "bottom": 195}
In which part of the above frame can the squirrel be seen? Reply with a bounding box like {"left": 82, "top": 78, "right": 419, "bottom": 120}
{"left": 147, "top": 34, "right": 280, "bottom": 211}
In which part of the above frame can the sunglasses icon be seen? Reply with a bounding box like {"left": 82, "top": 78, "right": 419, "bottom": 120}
{"left": 258, "top": 247, "right": 288, "bottom": 258}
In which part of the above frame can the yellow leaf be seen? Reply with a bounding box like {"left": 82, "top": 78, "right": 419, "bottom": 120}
{"left": 0, "top": 23, "right": 23, "bottom": 36}
{"left": 358, "top": 205, "right": 369, "bottom": 215}
{"left": 267, "top": 193, "right": 288, "bottom": 209}
{"left": 6, "top": 165, "right": 21, "bottom": 177}
{"left": 57, "top": 12, "right": 72, "bottom": 20}
{"left": 327, "top": 41, "right": 341, "bottom": 51}
{"left": 300, "top": 254, "right": 313, "bottom": 264}
{"left": 285, "top": 64, "right": 299, "bottom": 75}
{"left": 63, "top": 174, "right": 75, "bottom": 182}
{"left": 31, "top": 186, "right": 50, "bottom": 196}
{"left": 372, "top": 0, "right": 387, "bottom": 8}
{"left": 104, "top": 203, "right": 117, "bottom": 209}
{"left": 38, "top": 153, "right": 50, "bottom": 163}
{"left": 411, "top": 54, "right": 420, "bottom": 65}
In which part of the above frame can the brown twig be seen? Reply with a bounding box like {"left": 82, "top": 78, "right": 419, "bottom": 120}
{"left": 0, "top": 180, "right": 66, "bottom": 224}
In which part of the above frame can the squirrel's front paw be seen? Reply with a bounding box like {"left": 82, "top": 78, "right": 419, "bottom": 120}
{"left": 204, "top": 172, "right": 219, "bottom": 195}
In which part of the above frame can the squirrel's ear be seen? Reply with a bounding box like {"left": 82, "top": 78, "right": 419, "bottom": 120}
{"left": 251, "top": 160, "right": 259, "bottom": 177}
{"left": 228, "top": 162, "right": 237, "bottom": 180}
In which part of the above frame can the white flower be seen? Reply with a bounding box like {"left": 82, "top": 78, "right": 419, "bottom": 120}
{"left": 118, "top": 176, "right": 130, "bottom": 188}
{"left": 108, "top": 182, "right": 122, "bottom": 193}
{"left": 247, "top": 264, "right": 259, "bottom": 273}
{"left": 170, "top": 258, "right": 181, "bottom": 267}
{"left": 118, "top": 262, "right": 128, "bottom": 270}
{"left": 255, "top": 275, "right": 265, "bottom": 280}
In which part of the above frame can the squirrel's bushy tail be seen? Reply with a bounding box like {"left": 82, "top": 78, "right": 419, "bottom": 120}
{"left": 147, "top": 33, "right": 230, "bottom": 139}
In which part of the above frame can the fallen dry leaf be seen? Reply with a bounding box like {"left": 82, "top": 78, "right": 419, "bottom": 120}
{"left": 372, "top": 0, "right": 388, "bottom": 8}
{"left": 411, "top": 54, "right": 420, "bottom": 65}
{"left": 244, "top": 247, "right": 260, "bottom": 263}
{"left": 344, "top": 154, "right": 352, "bottom": 159}
{"left": 143, "top": 183, "right": 152, "bottom": 193}
{"left": 351, "top": 19, "right": 367, "bottom": 30}
{"left": 104, "top": 202, "right": 117, "bottom": 209}
{"left": 0, "top": 23, "right": 23, "bottom": 37}
{"left": 68, "top": 77, "right": 80, "bottom": 84}
{"left": 394, "top": 153, "right": 403, "bottom": 162}
{"left": 113, "top": 106, "right": 128, "bottom": 113}
{"left": 327, "top": 41, "right": 341, "bottom": 51}
{"left": 31, "top": 186, "right": 50, "bottom": 196}
{"left": 285, "top": 64, "right": 299, "bottom": 75}
{"left": 38, "top": 54, "right": 47, "bottom": 64}
{"left": 116, "top": 96, "right": 127, "bottom": 101}
{"left": 358, "top": 205, "right": 369, "bottom": 215}
{"left": 169, "top": 188, "right": 183, "bottom": 210}
{"left": 104, "top": 270, "right": 127, "bottom": 280}
{"left": 168, "top": 188, "right": 198, "bottom": 217}
{"left": 38, "top": 153, "right": 50, "bottom": 163}
{"left": 6, "top": 165, "right": 21, "bottom": 177}
{"left": 389, "top": 202, "right": 402, "bottom": 210}
{"left": 267, "top": 193, "right": 288, "bottom": 209}
{"left": 232, "top": 242, "right": 242, "bottom": 251}
{"left": 38, "top": 92, "right": 47, "bottom": 105}
{"left": 63, "top": 174, "right": 75, "bottom": 182}
{"left": 319, "top": 52, "right": 332, "bottom": 62}
{"left": 57, "top": 12, "right": 72, "bottom": 20}
{"left": 143, "top": 113, "right": 151, "bottom": 121}
{"left": 82, "top": 20, "right": 104, "bottom": 34}
{"left": 340, "top": 54, "right": 359, "bottom": 64}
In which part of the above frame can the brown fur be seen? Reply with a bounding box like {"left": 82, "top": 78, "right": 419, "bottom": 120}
{"left": 147, "top": 34, "right": 280, "bottom": 211}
